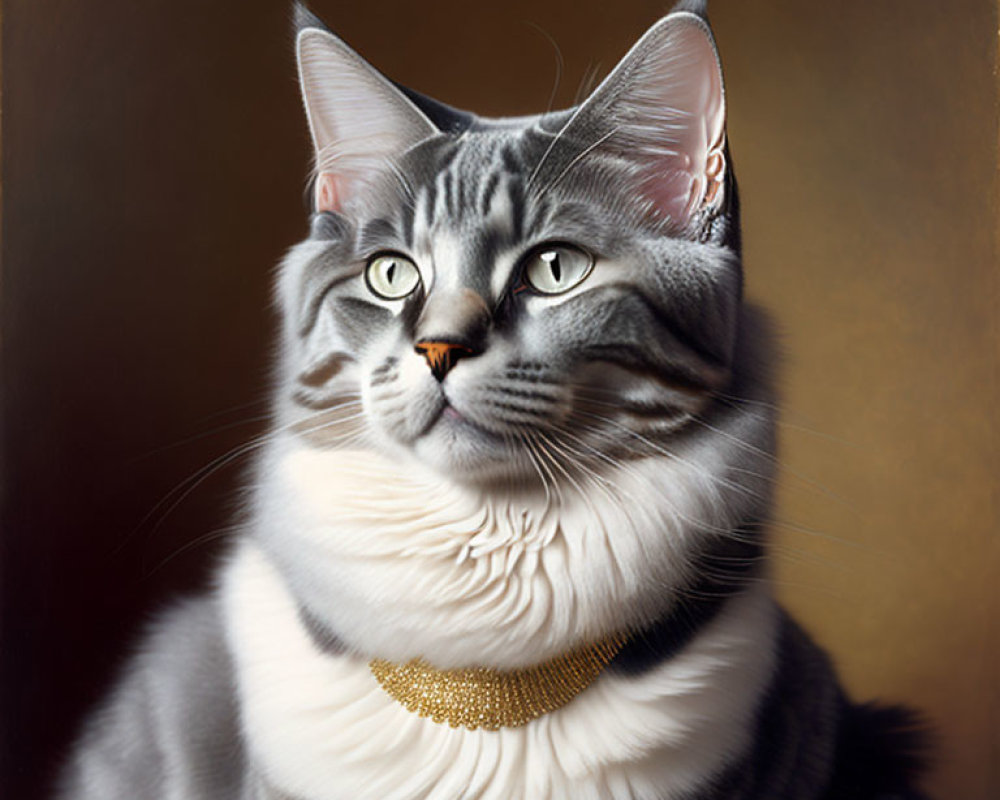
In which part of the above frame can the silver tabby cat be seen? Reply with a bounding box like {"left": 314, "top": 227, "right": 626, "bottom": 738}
{"left": 58, "top": 2, "right": 927, "bottom": 798}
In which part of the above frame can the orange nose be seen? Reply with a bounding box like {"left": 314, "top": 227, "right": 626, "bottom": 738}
{"left": 414, "top": 340, "right": 472, "bottom": 380}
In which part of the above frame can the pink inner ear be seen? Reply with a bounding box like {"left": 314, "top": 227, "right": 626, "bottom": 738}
{"left": 646, "top": 169, "right": 700, "bottom": 229}
{"left": 315, "top": 173, "right": 341, "bottom": 213}
{"left": 614, "top": 18, "right": 726, "bottom": 230}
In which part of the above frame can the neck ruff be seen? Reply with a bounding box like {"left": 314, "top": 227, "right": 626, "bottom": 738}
{"left": 369, "top": 633, "right": 629, "bottom": 730}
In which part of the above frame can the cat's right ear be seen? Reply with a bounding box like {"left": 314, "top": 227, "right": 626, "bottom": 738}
{"left": 296, "top": 19, "right": 437, "bottom": 213}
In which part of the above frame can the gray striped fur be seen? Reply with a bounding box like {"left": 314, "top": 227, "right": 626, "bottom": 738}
{"left": 57, "top": 3, "right": 928, "bottom": 799}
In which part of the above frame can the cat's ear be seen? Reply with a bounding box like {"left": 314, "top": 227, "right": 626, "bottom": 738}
{"left": 568, "top": 7, "right": 726, "bottom": 230}
{"left": 295, "top": 22, "right": 437, "bottom": 213}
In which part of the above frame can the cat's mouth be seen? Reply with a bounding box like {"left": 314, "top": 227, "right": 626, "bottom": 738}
{"left": 431, "top": 399, "right": 500, "bottom": 440}
{"left": 412, "top": 397, "right": 535, "bottom": 485}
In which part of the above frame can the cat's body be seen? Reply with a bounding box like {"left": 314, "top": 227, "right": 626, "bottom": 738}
{"left": 59, "top": 554, "right": 921, "bottom": 800}
{"left": 58, "top": 3, "right": 927, "bottom": 798}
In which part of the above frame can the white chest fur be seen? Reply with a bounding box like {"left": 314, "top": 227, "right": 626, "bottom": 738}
{"left": 222, "top": 541, "right": 778, "bottom": 800}
{"left": 252, "top": 443, "right": 765, "bottom": 670}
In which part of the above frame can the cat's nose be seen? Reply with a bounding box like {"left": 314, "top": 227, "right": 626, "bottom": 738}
{"left": 414, "top": 289, "right": 490, "bottom": 380}
{"left": 414, "top": 340, "right": 474, "bottom": 380}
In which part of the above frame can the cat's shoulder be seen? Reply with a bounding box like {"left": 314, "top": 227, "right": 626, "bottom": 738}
{"left": 56, "top": 592, "right": 246, "bottom": 799}
{"left": 136, "top": 591, "right": 233, "bottom": 675}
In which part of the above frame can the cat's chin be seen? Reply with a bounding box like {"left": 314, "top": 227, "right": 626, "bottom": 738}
{"left": 409, "top": 406, "right": 538, "bottom": 489}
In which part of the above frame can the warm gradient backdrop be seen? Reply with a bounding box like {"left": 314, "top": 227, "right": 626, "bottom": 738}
{"left": 3, "top": 1, "right": 997, "bottom": 798}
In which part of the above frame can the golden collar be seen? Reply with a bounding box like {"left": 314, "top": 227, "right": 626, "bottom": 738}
{"left": 369, "top": 633, "right": 629, "bottom": 731}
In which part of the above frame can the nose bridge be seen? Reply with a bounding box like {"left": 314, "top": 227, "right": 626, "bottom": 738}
{"left": 416, "top": 288, "right": 490, "bottom": 343}
{"left": 414, "top": 288, "right": 491, "bottom": 379}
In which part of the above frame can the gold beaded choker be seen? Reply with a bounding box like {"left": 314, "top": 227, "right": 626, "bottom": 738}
{"left": 369, "top": 633, "right": 629, "bottom": 730}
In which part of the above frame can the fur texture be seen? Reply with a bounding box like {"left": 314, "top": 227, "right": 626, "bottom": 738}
{"left": 58, "top": 3, "right": 929, "bottom": 798}
{"left": 223, "top": 539, "right": 778, "bottom": 800}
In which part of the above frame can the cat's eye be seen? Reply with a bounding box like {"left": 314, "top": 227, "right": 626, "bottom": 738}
{"left": 522, "top": 244, "right": 594, "bottom": 295}
{"left": 365, "top": 253, "right": 421, "bottom": 299}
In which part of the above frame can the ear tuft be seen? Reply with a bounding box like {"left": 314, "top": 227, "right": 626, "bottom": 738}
{"left": 293, "top": 3, "right": 329, "bottom": 36}
{"left": 668, "top": 0, "right": 709, "bottom": 19}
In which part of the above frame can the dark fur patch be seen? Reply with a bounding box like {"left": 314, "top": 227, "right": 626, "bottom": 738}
{"left": 688, "top": 616, "right": 931, "bottom": 800}
{"left": 611, "top": 529, "right": 764, "bottom": 675}
{"left": 394, "top": 85, "right": 475, "bottom": 135}
{"left": 823, "top": 703, "right": 932, "bottom": 800}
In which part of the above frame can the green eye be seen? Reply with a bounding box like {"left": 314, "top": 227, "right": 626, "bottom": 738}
{"left": 522, "top": 244, "right": 594, "bottom": 295}
{"left": 365, "top": 253, "right": 421, "bottom": 299}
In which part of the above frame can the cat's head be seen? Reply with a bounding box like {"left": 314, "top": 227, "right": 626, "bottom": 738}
{"left": 277, "top": 1, "right": 742, "bottom": 490}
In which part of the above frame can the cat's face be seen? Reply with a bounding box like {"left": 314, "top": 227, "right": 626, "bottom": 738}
{"left": 279, "top": 7, "right": 740, "bottom": 490}
{"left": 254, "top": 5, "right": 777, "bottom": 668}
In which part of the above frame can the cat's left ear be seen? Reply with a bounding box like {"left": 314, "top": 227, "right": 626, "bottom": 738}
{"left": 296, "top": 21, "right": 437, "bottom": 213}
{"left": 566, "top": 6, "right": 727, "bottom": 231}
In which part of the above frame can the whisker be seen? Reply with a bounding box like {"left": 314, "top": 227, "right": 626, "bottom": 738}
{"left": 143, "top": 524, "right": 245, "bottom": 578}
{"left": 517, "top": 430, "right": 553, "bottom": 504}
{"left": 551, "top": 420, "right": 743, "bottom": 539}
{"left": 122, "top": 398, "right": 365, "bottom": 551}
{"left": 686, "top": 416, "right": 855, "bottom": 513}
{"left": 525, "top": 431, "right": 563, "bottom": 505}
{"left": 575, "top": 388, "right": 857, "bottom": 516}
{"left": 533, "top": 430, "right": 591, "bottom": 503}
{"left": 533, "top": 127, "right": 619, "bottom": 203}
{"left": 546, "top": 425, "right": 648, "bottom": 509}
{"left": 128, "top": 413, "right": 273, "bottom": 464}
{"left": 561, "top": 413, "right": 862, "bottom": 552}
{"left": 573, "top": 410, "right": 764, "bottom": 506}
{"left": 524, "top": 22, "right": 564, "bottom": 115}
{"left": 574, "top": 60, "right": 603, "bottom": 105}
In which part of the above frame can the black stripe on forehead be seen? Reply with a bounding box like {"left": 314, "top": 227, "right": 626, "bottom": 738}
{"left": 499, "top": 142, "right": 524, "bottom": 175}
{"left": 435, "top": 169, "right": 452, "bottom": 220}
{"left": 454, "top": 162, "right": 472, "bottom": 221}
{"left": 401, "top": 199, "right": 416, "bottom": 249}
{"left": 357, "top": 217, "right": 404, "bottom": 255}
{"left": 508, "top": 176, "right": 525, "bottom": 242}
{"left": 421, "top": 180, "right": 437, "bottom": 233}
{"left": 445, "top": 144, "right": 489, "bottom": 223}
{"left": 479, "top": 172, "right": 500, "bottom": 217}
{"left": 395, "top": 131, "right": 571, "bottom": 256}
{"left": 518, "top": 123, "right": 565, "bottom": 176}
{"left": 398, "top": 138, "right": 460, "bottom": 231}
{"left": 446, "top": 167, "right": 461, "bottom": 219}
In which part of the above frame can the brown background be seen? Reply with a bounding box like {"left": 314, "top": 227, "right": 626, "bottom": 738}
{"left": 2, "top": 1, "right": 997, "bottom": 798}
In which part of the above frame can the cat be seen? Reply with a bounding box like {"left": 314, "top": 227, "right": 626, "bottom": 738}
{"left": 57, "top": 2, "right": 929, "bottom": 798}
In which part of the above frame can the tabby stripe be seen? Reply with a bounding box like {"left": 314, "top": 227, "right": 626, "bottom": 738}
{"left": 357, "top": 217, "right": 399, "bottom": 255}
{"left": 485, "top": 400, "right": 547, "bottom": 416}
{"left": 479, "top": 172, "right": 500, "bottom": 217}
{"left": 370, "top": 358, "right": 398, "bottom": 376}
{"left": 297, "top": 270, "right": 360, "bottom": 337}
{"left": 508, "top": 176, "right": 526, "bottom": 240}
{"left": 421, "top": 183, "right": 436, "bottom": 231}
{"left": 492, "top": 386, "right": 559, "bottom": 401}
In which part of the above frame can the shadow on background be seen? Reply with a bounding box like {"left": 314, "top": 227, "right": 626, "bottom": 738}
{"left": 2, "top": 1, "right": 997, "bottom": 798}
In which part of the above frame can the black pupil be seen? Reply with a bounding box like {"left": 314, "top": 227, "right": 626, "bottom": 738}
{"left": 542, "top": 251, "right": 562, "bottom": 282}
{"left": 386, "top": 260, "right": 397, "bottom": 284}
